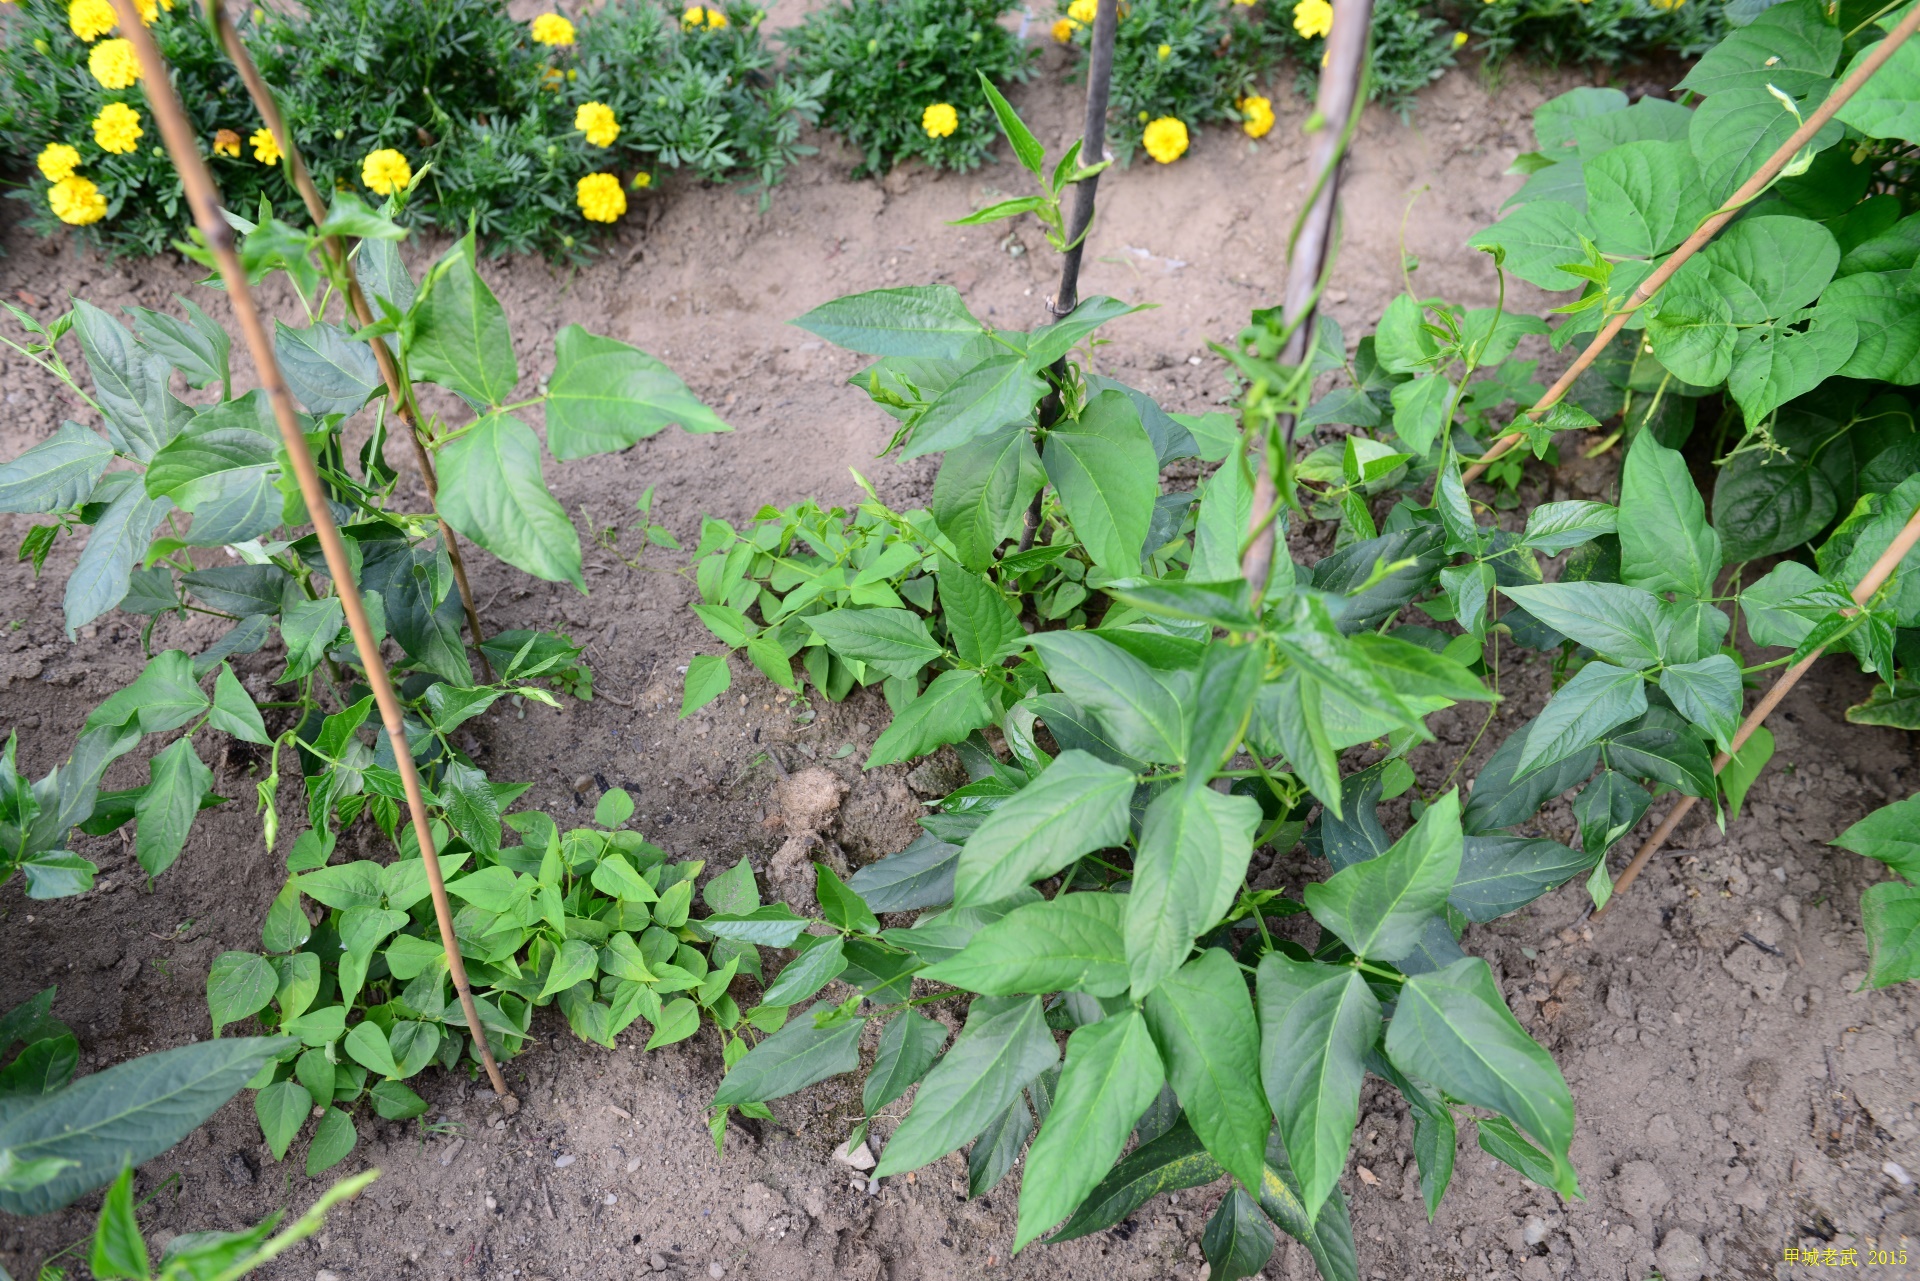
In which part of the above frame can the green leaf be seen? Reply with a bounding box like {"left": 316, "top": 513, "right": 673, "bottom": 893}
{"left": 967, "top": 1093, "right": 1033, "bottom": 1196}
{"left": 938, "top": 564, "right": 1024, "bottom": 668}
{"left": 440, "top": 761, "right": 501, "bottom": 859}
{"left": 713, "top": 999, "right": 864, "bottom": 1106}
{"left": 1256, "top": 955, "right": 1381, "bottom": 1221}
{"left": 1823, "top": 271, "right": 1920, "bottom": 383}
{"left": 343, "top": 1021, "right": 400, "bottom": 1077}
{"left": 254, "top": 1079, "right": 311, "bottom": 1161}
{"left": 1834, "top": 35, "right": 1920, "bottom": 141}
{"left": 1047, "top": 1118, "right": 1225, "bottom": 1243}
{"left": 1027, "top": 631, "right": 1184, "bottom": 763}
{"left": 64, "top": 482, "right": 171, "bottom": 635}
{"left": 127, "top": 297, "right": 229, "bottom": 392}
{"left": 274, "top": 320, "right": 381, "bottom": 418}
{"left": 1712, "top": 446, "right": 1840, "bottom": 564}
{"left": 1861, "top": 881, "right": 1920, "bottom": 987}
{"left": 388, "top": 1020, "right": 440, "bottom": 1077}
{"left": 1659, "top": 654, "right": 1743, "bottom": 751}
{"left": 1126, "top": 785, "right": 1261, "bottom": 999}
{"left": 437, "top": 412, "right": 583, "bottom": 590}
{"left": 1514, "top": 501, "right": 1616, "bottom": 556}
{"left": 1389, "top": 374, "right": 1454, "bottom": 457}
{"left": 72, "top": 299, "right": 193, "bottom": 461}
{"left": 0, "top": 1036, "right": 292, "bottom": 1214}
{"left": 1834, "top": 794, "right": 1920, "bottom": 882}
{"left": 1645, "top": 279, "right": 1735, "bottom": 386}
{"left": 950, "top": 751, "right": 1136, "bottom": 907}
{"left": 1373, "top": 294, "right": 1440, "bottom": 373}
{"left": 1618, "top": 433, "right": 1721, "bottom": 600}
{"left": 1585, "top": 140, "right": 1711, "bottom": 259}
{"left": 1849, "top": 679, "right": 1920, "bottom": 730}
{"left": 1466, "top": 200, "right": 1593, "bottom": 291}
{"left": 1678, "top": 0, "right": 1839, "bottom": 96}
{"left": 305, "top": 1106, "right": 357, "bottom": 1176}
{"left": 902, "top": 355, "right": 1050, "bottom": 459}
{"left": 1500, "top": 582, "right": 1662, "bottom": 668}
{"left": 0, "top": 423, "right": 112, "bottom": 514}
{"left": 922, "top": 892, "right": 1128, "bottom": 996}
{"left": 206, "top": 951, "right": 276, "bottom": 1036}
{"left": 978, "top": 71, "right": 1044, "bottom": 176}
{"left": 408, "top": 236, "right": 518, "bottom": 408}
{"left": 848, "top": 834, "right": 961, "bottom": 913}
{"left": 1305, "top": 791, "right": 1463, "bottom": 963}
{"left": 1142, "top": 948, "right": 1269, "bottom": 1196}
{"left": 87, "top": 649, "right": 209, "bottom": 734}
{"left": 930, "top": 422, "right": 1045, "bottom": 570}
{"left": 280, "top": 596, "right": 345, "bottom": 682}
{"left": 88, "top": 1166, "right": 149, "bottom": 1281}
{"left": 1384, "top": 957, "right": 1578, "bottom": 1198}
{"left": 1042, "top": 390, "right": 1160, "bottom": 575}
{"left": 1016, "top": 1011, "right": 1165, "bottom": 1250}
{"left": 873, "top": 996, "right": 1058, "bottom": 1177}
{"left": 867, "top": 670, "right": 998, "bottom": 768}
{"left": 546, "top": 326, "right": 729, "bottom": 459}
{"left": 1200, "top": 1187, "right": 1276, "bottom": 1281}
{"left": 645, "top": 997, "right": 700, "bottom": 1050}
{"left": 1728, "top": 311, "right": 1859, "bottom": 429}
{"left": 1690, "top": 89, "right": 1835, "bottom": 210}
{"left": 863, "top": 1010, "right": 949, "bottom": 1115}
{"left": 681, "top": 654, "right": 732, "bottom": 717}
{"left": 370, "top": 1078, "right": 428, "bottom": 1120}
{"left": 805, "top": 607, "right": 941, "bottom": 681}
{"left": 760, "top": 936, "right": 847, "bottom": 1008}
{"left": 1515, "top": 661, "right": 1647, "bottom": 778}
{"left": 701, "top": 905, "right": 813, "bottom": 946}
{"left": 135, "top": 737, "right": 212, "bottom": 878}
{"left": 815, "top": 863, "right": 881, "bottom": 935}
{"left": 1720, "top": 725, "right": 1774, "bottom": 820}
{"left": 1450, "top": 835, "right": 1596, "bottom": 921}
{"left": 208, "top": 664, "right": 270, "bottom": 745}
{"left": 1024, "top": 298, "right": 1143, "bottom": 371}
{"left": 792, "top": 286, "right": 984, "bottom": 359}
{"left": 539, "top": 939, "right": 600, "bottom": 999}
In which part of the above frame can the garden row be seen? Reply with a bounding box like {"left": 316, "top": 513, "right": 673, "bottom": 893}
{"left": 0, "top": 0, "right": 1725, "bottom": 259}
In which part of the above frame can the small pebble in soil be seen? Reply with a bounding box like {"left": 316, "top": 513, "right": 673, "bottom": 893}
{"left": 709, "top": 1265, "right": 725, "bottom": 1279}
{"left": 554, "top": 1154, "right": 575, "bottom": 1168}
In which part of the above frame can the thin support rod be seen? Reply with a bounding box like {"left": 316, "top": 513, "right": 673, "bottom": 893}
{"left": 1016, "top": 0, "right": 1117, "bottom": 554}
{"left": 1240, "top": 0, "right": 1374, "bottom": 598}
{"left": 1597, "top": 502, "right": 1920, "bottom": 917}
{"left": 1463, "top": 3, "right": 1920, "bottom": 486}
{"left": 210, "top": 1, "right": 492, "bottom": 679}
{"left": 113, "top": 0, "right": 514, "bottom": 1105}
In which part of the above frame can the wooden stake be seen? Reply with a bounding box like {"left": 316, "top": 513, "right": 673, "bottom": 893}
{"left": 1462, "top": 3, "right": 1920, "bottom": 486}
{"left": 206, "top": 0, "right": 493, "bottom": 680}
{"left": 110, "top": 0, "right": 515, "bottom": 1106}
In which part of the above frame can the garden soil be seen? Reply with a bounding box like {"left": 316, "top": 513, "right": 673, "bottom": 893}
{"left": 3, "top": 52, "right": 1918, "bottom": 1281}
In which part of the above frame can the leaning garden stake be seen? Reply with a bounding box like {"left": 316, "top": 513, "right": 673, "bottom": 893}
{"left": 1240, "top": 0, "right": 1373, "bottom": 599}
{"left": 1598, "top": 500, "right": 1920, "bottom": 917}
{"left": 107, "top": 0, "right": 516, "bottom": 1106}
{"left": 1461, "top": 0, "right": 1920, "bottom": 485}
{"left": 207, "top": 0, "right": 493, "bottom": 677}
{"left": 1015, "top": 0, "right": 1118, "bottom": 553}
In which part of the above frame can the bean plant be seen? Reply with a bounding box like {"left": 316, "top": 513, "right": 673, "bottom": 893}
{"left": 0, "top": 182, "right": 736, "bottom": 1170}
{"left": 674, "top": 10, "right": 1920, "bottom": 1273}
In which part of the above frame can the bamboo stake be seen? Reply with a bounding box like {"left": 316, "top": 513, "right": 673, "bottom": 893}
{"left": 206, "top": 0, "right": 493, "bottom": 680}
{"left": 1240, "top": 0, "right": 1374, "bottom": 597}
{"left": 1596, "top": 501, "right": 1920, "bottom": 917}
{"left": 1016, "top": 0, "right": 1118, "bottom": 555}
{"left": 1461, "top": 3, "right": 1920, "bottom": 486}
{"left": 112, "top": 0, "right": 515, "bottom": 1105}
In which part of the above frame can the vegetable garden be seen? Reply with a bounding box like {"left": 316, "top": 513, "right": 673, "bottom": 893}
{"left": 2, "top": 0, "right": 1920, "bottom": 1278}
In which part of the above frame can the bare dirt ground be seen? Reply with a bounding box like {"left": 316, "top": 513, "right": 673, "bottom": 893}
{"left": 2, "top": 49, "right": 1918, "bottom": 1281}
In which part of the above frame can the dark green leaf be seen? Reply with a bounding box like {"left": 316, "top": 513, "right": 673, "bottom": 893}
{"left": 714, "top": 1000, "right": 864, "bottom": 1106}
{"left": 1303, "top": 792, "right": 1463, "bottom": 964}
{"left": 1256, "top": 955, "right": 1380, "bottom": 1220}
{"left": 408, "top": 237, "right": 518, "bottom": 408}
{"left": 805, "top": 607, "right": 941, "bottom": 681}
{"left": 847, "top": 833, "right": 960, "bottom": 913}
{"left": 1861, "top": 881, "right": 1920, "bottom": 987}
{"left": 1200, "top": 1187, "right": 1276, "bottom": 1281}
{"left": 873, "top": 996, "right": 1058, "bottom": 1177}
{"left": 793, "top": 286, "right": 984, "bottom": 359}
{"left": 1042, "top": 390, "right": 1159, "bottom": 575}
{"left": 305, "top": 1106, "right": 357, "bottom": 1176}
{"left": 1126, "top": 785, "right": 1262, "bottom": 998}
{"left": 867, "top": 670, "right": 998, "bottom": 768}
{"left": 275, "top": 320, "right": 381, "bottom": 418}
{"left": 1142, "top": 949, "right": 1268, "bottom": 1195}
{"left": 437, "top": 413, "right": 583, "bottom": 590}
{"left": 0, "top": 424, "right": 112, "bottom": 515}
{"left": 922, "top": 892, "right": 1128, "bottom": 996}
{"left": 950, "top": 751, "right": 1136, "bottom": 907}
{"left": 863, "top": 1010, "right": 949, "bottom": 1115}
{"left": 1046, "top": 1118, "right": 1225, "bottom": 1244}
{"left": 546, "top": 326, "right": 729, "bottom": 459}
{"left": 1515, "top": 662, "right": 1647, "bottom": 778}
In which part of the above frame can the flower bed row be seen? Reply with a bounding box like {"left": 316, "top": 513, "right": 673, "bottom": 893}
{"left": 1, "top": 0, "right": 1721, "bottom": 259}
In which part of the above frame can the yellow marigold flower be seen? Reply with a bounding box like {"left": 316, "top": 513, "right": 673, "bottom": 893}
{"left": 575, "top": 101, "right": 619, "bottom": 147}
{"left": 1142, "top": 116, "right": 1187, "bottom": 164}
{"left": 1649, "top": 0, "right": 1682, "bottom": 9}
{"left": 706, "top": 6, "right": 728, "bottom": 26}
{"left": 577, "top": 172, "right": 626, "bottom": 222}
{"left": 922, "top": 102, "right": 958, "bottom": 138}
{"left": 1293, "top": 0, "right": 1332, "bottom": 38}
{"left": 1067, "top": 0, "right": 1096, "bottom": 23}
{"left": 68, "top": 0, "right": 113, "bottom": 41}
{"left": 37, "top": 142, "right": 80, "bottom": 182}
{"left": 1156, "top": 42, "right": 1171, "bottom": 58}
{"left": 88, "top": 37, "right": 140, "bottom": 88}
{"left": 251, "top": 126, "right": 280, "bottom": 164}
{"left": 1233, "top": 0, "right": 1255, "bottom": 5}
{"left": 631, "top": 171, "right": 652, "bottom": 189}
{"left": 682, "top": 4, "right": 726, "bottom": 27}
{"left": 92, "top": 102, "right": 142, "bottom": 154}
{"left": 49, "top": 175, "right": 107, "bottom": 226}
{"left": 1239, "top": 95, "right": 1274, "bottom": 139}
{"left": 362, "top": 148, "right": 412, "bottom": 195}
{"left": 212, "top": 128, "right": 241, "bottom": 158}
{"left": 530, "top": 13, "right": 575, "bottom": 45}
{"left": 130, "top": 0, "right": 157, "bottom": 23}
{"left": 1452, "top": 29, "right": 1468, "bottom": 45}
{"left": 1052, "top": 15, "right": 1077, "bottom": 39}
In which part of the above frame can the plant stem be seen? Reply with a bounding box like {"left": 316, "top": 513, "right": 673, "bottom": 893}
{"left": 210, "top": 0, "right": 493, "bottom": 680}
{"left": 1016, "top": 0, "right": 1117, "bottom": 555}
{"left": 1463, "top": 3, "right": 1920, "bottom": 484}
{"left": 1598, "top": 499, "right": 1920, "bottom": 918}
{"left": 1240, "top": 0, "right": 1374, "bottom": 602}
{"left": 113, "top": 0, "right": 517, "bottom": 1108}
